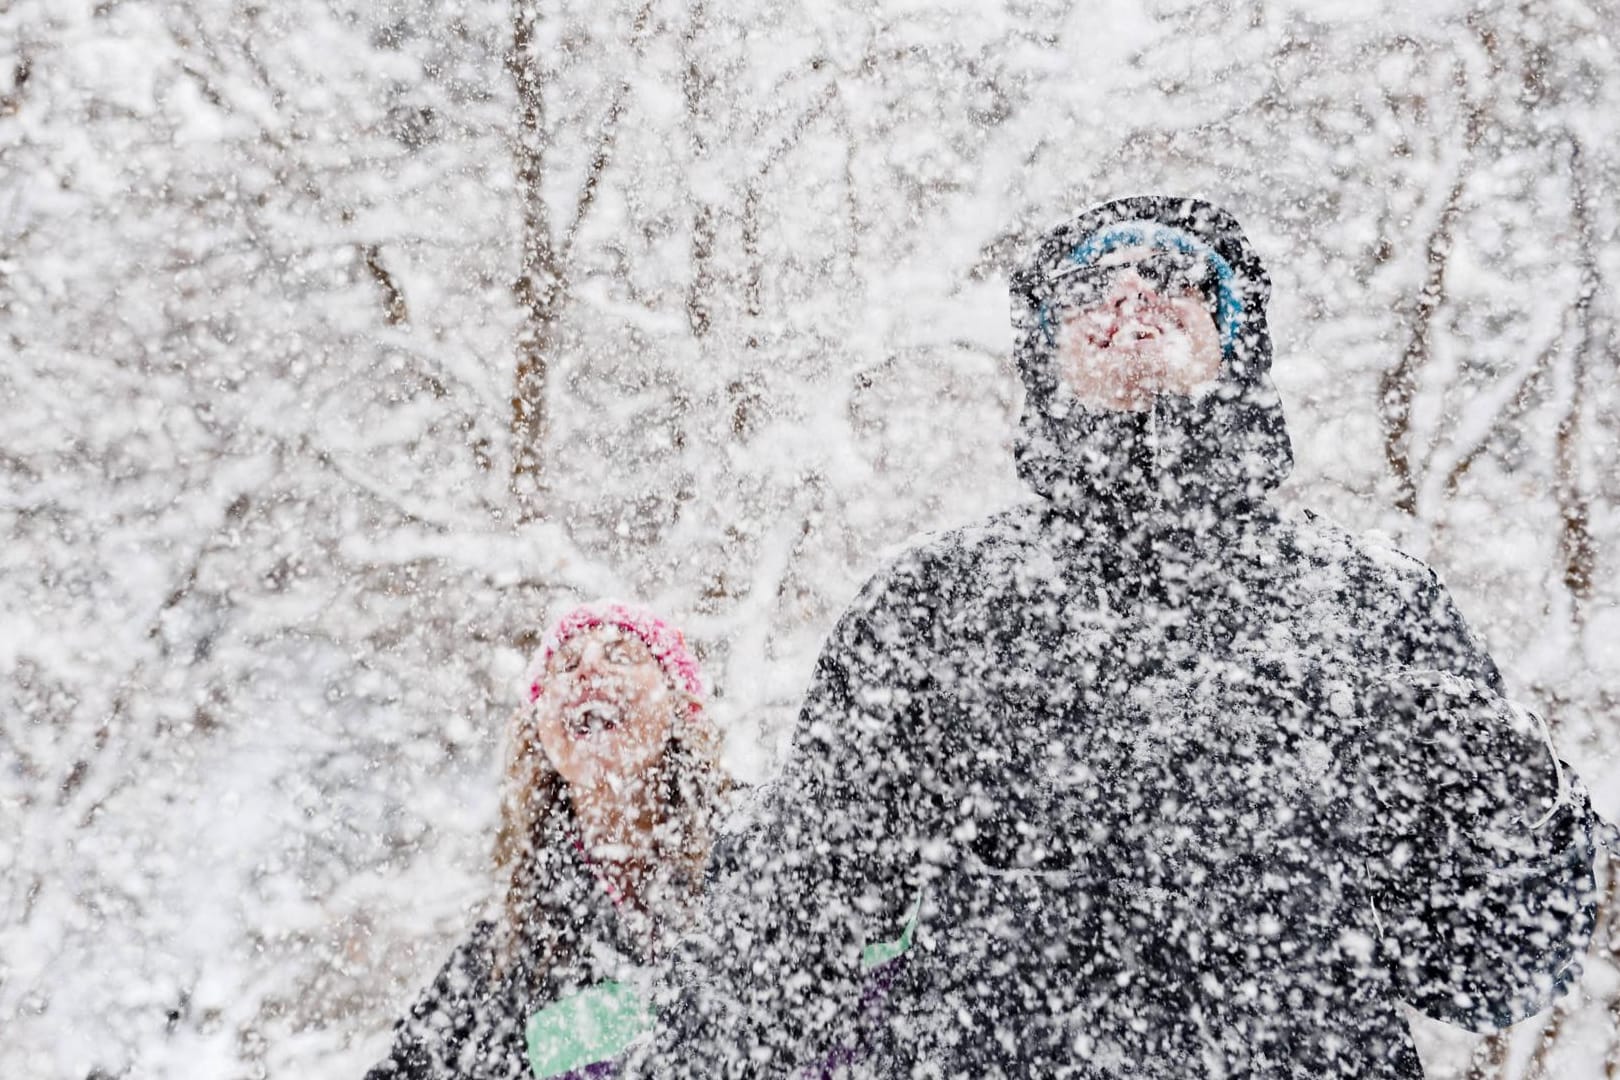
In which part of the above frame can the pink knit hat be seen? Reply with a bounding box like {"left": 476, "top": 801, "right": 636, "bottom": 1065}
{"left": 526, "top": 601, "right": 706, "bottom": 716}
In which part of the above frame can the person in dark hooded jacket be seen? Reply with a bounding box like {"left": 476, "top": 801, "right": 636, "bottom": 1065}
{"left": 637, "top": 196, "right": 1597, "bottom": 1079}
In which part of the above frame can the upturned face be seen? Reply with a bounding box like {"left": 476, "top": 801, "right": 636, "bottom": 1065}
{"left": 1053, "top": 245, "right": 1223, "bottom": 413}
{"left": 531, "top": 626, "right": 677, "bottom": 795}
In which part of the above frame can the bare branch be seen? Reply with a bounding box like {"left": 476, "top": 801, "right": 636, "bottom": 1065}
{"left": 1378, "top": 32, "right": 1499, "bottom": 519}
{"left": 507, "top": 0, "right": 554, "bottom": 275}
{"left": 741, "top": 75, "right": 839, "bottom": 338}
{"left": 1555, "top": 133, "right": 1597, "bottom": 617}
{"left": 1463, "top": 1029, "right": 1509, "bottom": 1080}
{"left": 683, "top": 1, "right": 715, "bottom": 338}
{"left": 0, "top": 54, "right": 32, "bottom": 118}
{"left": 307, "top": 442, "right": 453, "bottom": 533}
{"left": 508, "top": 322, "right": 554, "bottom": 521}
{"left": 178, "top": 62, "right": 229, "bottom": 110}
{"left": 507, "top": 0, "right": 562, "bottom": 521}
{"left": 1377, "top": 137, "right": 1473, "bottom": 517}
{"left": 742, "top": 186, "right": 763, "bottom": 328}
{"left": 1526, "top": 975, "right": 1584, "bottom": 1078}
{"left": 1442, "top": 325, "right": 1564, "bottom": 497}
{"left": 56, "top": 492, "right": 254, "bottom": 825}
{"left": 754, "top": 75, "right": 839, "bottom": 179}
{"left": 507, "top": 0, "right": 656, "bottom": 522}
{"left": 558, "top": 0, "right": 656, "bottom": 264}
{"left": 1596, "top": 856, "right": 1620, "bottom": 1079}
{"left": 360, "top": 244, "right": 409, "bottom": 326}
{"left": 688, "top": 202, "right": 716, "bottom": 339}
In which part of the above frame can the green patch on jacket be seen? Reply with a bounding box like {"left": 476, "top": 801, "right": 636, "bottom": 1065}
{"left": 860, "top": 895, "right": 921, "bottom": 970}
{"left": 524, "top": 898, "right": 923, "bottom": 1077}
{"left": 525, "top": 980, "right": 649, "bottom": 1079}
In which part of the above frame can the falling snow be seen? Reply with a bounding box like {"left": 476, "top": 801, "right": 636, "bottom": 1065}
{"left": 3, "top": 2, "right": 1619, "bottom": 1079}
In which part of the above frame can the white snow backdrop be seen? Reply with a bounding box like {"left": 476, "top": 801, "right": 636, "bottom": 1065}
{"left": 2, "top": 0, "right": 1618, "bottom": 1076}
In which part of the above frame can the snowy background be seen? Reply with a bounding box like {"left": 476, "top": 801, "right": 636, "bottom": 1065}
{"left": 3, "top": 0, "right": 1618, "bottom": 1076}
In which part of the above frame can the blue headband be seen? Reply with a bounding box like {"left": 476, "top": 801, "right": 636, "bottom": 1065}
{"left": 1041, "top": 220, "right": 1245, "bottom": 356}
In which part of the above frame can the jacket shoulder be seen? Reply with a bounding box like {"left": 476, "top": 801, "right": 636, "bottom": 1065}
{"left": 1285, "top": 511, "right": 1499, "bottom": 685}
{"left": 849, "top": 503, "right": 1045, "bottom": 609}
{"left": 1289, "top": 511, "right": 1432, "bottom": 577}
{"left": 1283, "top": 511, "right": 1447, "bottom": 601}
{"left": 805, "top": 505, "right": 1040, "bottom": 695}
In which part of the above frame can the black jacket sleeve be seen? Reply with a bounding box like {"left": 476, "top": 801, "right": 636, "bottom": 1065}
{"left": 364, "top": 923, "right": 501, "bottom": 1080}
{"left": 1354, "top": 572, "right": 1596, "bottom": 1031}
{"left": 640, "top": 564, "right": 947, "bottom": 1078}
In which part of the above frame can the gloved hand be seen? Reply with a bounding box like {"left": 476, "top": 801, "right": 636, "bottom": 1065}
{"left": 1342, "top": 669, "right": 1594, "bottom": 1030}
{"left": 1351, "top": 669, "right": 1565, "bottom": 834}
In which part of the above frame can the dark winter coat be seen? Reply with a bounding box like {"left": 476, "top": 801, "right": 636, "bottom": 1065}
{"left": 366, "top": 842, "right": 652, "bottom": 1080}
{"left": 638, "top": 197, "right": 1597, "bottom": 1079}
{"left": 364, "top": 920, "right": 538, "bottom": 1080}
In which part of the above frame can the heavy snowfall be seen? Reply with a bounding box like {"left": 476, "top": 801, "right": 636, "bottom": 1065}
{"left": 2, "top": 1, "right": 1618, "bottom": 1078}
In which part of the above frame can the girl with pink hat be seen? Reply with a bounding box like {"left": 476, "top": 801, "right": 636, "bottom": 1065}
{"left": 366, "top": 601, "right": 727, "bottom": 1080}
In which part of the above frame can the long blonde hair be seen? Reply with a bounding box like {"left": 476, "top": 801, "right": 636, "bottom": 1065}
{"left": 490, "top": 689, "right": 727, "bottom": 985}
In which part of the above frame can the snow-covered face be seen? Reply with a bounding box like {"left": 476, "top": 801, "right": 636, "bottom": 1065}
{"left": 1054, "top": 244, "right": 1223, "bottom": 413}
{"left": 532, "top": 626, "right": 676, "bottom": 794}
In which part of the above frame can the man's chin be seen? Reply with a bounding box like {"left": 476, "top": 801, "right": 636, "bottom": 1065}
{"left": 1070, "top": 385, "right": 1157, "bottom": 413}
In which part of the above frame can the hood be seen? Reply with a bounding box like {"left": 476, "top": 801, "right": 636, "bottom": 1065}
{"left": 1007, "top": 196, "right": 1293, "bottom": 528}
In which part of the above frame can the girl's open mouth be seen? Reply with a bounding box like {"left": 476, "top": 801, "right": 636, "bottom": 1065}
{"left": 564, "top": 698, "right": 624, "bottom": 739}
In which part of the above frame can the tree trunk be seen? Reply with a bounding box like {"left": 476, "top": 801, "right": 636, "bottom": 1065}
{"left": 507, "top": 0, "right": 555, "bottom": 522}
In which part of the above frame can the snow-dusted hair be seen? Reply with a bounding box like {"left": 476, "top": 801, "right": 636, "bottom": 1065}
{"left": 490, "top": 616, "right": 726, "bottom": 985}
